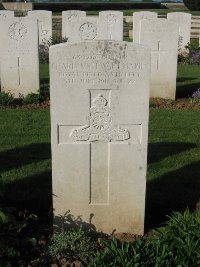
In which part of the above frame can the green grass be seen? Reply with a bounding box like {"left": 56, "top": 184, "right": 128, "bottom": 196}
{"left": 146, "top": 109, "right": 200, "bottom": 229}
{"left": 0, "top": 61, "right": 199, "bottom": 231}
{"left": 0, "top": 108, "right": 200, "bottom": 231}
{"left": 40, "top": 63, "right": 49, "bottom": 86}
{"left": 177, "top": 65, "right": 200, "bottom": 98}
{"left": 0, "top": 110, "right": 51, "bottom": 215}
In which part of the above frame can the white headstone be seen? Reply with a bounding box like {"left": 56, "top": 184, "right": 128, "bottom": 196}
{"left": 66, "top": 16, "right": 100, "bottom": 42}
{"left": 0, "top": 17, "right": 39, "bottom": 97}
{"left": 0, "top": 11, "right": 14, "bottom": 88}
{"left": 167, "top": 12, "right": 191, "bottom": 52}
{"left": 28, "top": 10, "right": 52, "bottom": 46}
{"left": 62, "top": 10, "right": 86, "bottom": 39}
{"left": 133, "top": 11, "right": 157, "bottom": 43}
{"left": 139, "top": 19, "right": 179, "bottom": 99}
{"left": 50, "top": 41, "right": 150, "bottom": 234}
{"left": 99, "top": 11, "right": 123, "bottom": 41}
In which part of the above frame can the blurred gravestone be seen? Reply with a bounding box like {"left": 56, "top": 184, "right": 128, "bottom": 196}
{"left": 99, "top": 11, "right": 123, "bottom": 41}
{"left": 0, "top": 16, "right": 39, "bottom": 96}
{"left": 50, "top": 40, "right": 150, "bottom": 234}
{"left": 62, "top": 10, "right": 86, "bottom": 40}
{"left": 133, "top": 11, "right": 157, "bottom": 43}
{"left": 0, "top": 10, "right": 14, "bottom": 88}
{"left": 167, "top": 12, "right": 191, "bottom": 53}
{"left": 28, "top": 10, "right": 52, "bottom": 46}
{"left": 138, "top": 19, "right": 179, "bottom": 99}
{"left": 62, "top": 10, "right": 123, "bottom": 42}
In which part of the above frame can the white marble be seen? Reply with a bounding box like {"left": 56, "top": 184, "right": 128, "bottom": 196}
{"left": 0, "top": 16, "right": 39, "bottom": 97}
{"left": 28, "top": 10, "right": 52, "bottom": 46}
{"left": 133, "top": 11, "right": 157, "bottom": 43}
{"left": 0, "top": 11, "right": 14, "bottom": 88}
{"left": 62, "top": 10, "right": 86, "bottom": 39}
{"left": 99, "top": 11, "right": 123, "bottom": 41}
{"left": 167, "top": 12, "right": 191, "bottom": 52}
{"left": 62, "top": 10, "right": 123, "bottom": 42}
{"left": 50, "top": 40, "right": 150, "bottom": 235}
{"left": 139, "top": 18, "right": 179, "bottom": 99}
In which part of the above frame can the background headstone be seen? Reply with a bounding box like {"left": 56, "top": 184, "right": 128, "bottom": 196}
{"left": 0, "top": 16, "right": 39, "bottom": 97}
{"left": 133, "top": 11, "right": 157, "bottom": 43}
{"left": 62, "top": 10, "right": 86, "bottom": 39}
{"left": 50, "top": 41, "right": 150, "bottom": 234}
{"left": 28, "top": 10, "right": 52, "bottom": 46}
{"left": 99, "top": 11, "right": 123, "bottom": 41}
{"left": 0, "top": 10, "right": 14, "bottom": 88}
{"left": 68, "top": 16, "right": 100, "bottom": 42}
{"left": 139, "top": 18, "right": 179, "bottom": 99}
{"left": 167, "top": 12, "right": 191, "bottom": 53}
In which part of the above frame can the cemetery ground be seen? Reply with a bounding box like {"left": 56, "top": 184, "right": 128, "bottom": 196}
{"left": 0, "top": 63, "right": 200, "bottom": 265}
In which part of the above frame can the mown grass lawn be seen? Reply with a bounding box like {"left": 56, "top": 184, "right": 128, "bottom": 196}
{"left": 0, "top": 108, "right": 199, "bottom": 231}
{"left": 0, "top": 61, "right": 199, "bottom": 230}
{"left": 177, "top": 65, "right": 200, "bottom": 98}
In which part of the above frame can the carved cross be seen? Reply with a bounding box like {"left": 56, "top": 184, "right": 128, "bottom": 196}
{"left": 58, "top": 90, "right": 142, "bottom": 205}
{"left": 10, "top": 57, "right": 21, "bottom": 86}
{"left": 152, "top": 41, "right": 166, "bottom": 71}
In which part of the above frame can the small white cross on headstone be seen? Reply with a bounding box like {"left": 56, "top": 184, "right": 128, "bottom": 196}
{"left": 151, "top": 41, "right": 167, "bottom": 71}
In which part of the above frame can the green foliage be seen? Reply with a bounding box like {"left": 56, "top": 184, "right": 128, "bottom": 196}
{"left": 0, "top": 92, "right": 14, "bottom": 106}
{"left": 89, "top": 210, "right": 200, "bottom": 267}
{"left": 0, "top": 207, "right": 38, "bottom": 265}
{"left": 47, "top": 35, "right": 68, "bottom": 47}
{"left": 39, "top": 35, "right": 68, "bottom": 64}
{"left": 23, "top": 93, "right": 42, "bottom": 105}
{"left": 183, "top": 0, "right": 200, "bottom": 11}
{"left": 48, "top": 227, "right": 96, "bottom": 264}
{"left": 40, "top": 83, "right": 50, "bottom": 99}
{"left": 178, "top": 40, "right": 200, "bottom": 65}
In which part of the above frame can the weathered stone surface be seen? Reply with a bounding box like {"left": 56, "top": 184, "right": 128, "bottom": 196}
{"left": 62, "top": 10, "right": 86, "bottom": 39}
{"left": 99, "top": 11, "right": 123, "bottom": 41}
{"left": 133, "top": 11, "right": 157, "bottom": 42}
{"left": 50, "top": 41, "right": 150, "bottom": 234}
{"left": 0, "top": 11, "right": 14, "bottom": 88}
{"left": 62, "top": 10, "right": 123, "bottom": 42}
{"left": 66, "top": 16, "right": 100, "bottom": 42}
{"left": 0, "top": 16, "right": 39, "bottom": 96}
{"left": 139, "top": 18, "right": 179, "bottom": 99}
{"left": 28, "top": 10, "right": 52, "bottom": 46}
{"left": 167, "top": 12, "right": 191, "bottom": 52}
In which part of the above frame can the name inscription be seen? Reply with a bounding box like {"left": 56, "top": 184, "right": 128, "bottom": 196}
{"left": 52, "top": 56, "right": 145, "bottom": 85}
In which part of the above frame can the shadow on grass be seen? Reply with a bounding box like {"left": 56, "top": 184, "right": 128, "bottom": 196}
{"left": 176, "top": 77, "right": 197, "bottom": 83}
{"left": 145, "top": 160, "right": 200, "bottom": 232}
{"left": 176, "top": 82, "right": 199, "bottom": 98}
{"left": 0, "top": 143, "right": 51, "bottom": 173}
{"left": 148, "top": 142, "right": 197, "bottom": 164}
{"left": 0, "top": 171, "right": 52, "bottom": 216}
{"left": 40, "top": 77, "right": 49, "bottom": 85}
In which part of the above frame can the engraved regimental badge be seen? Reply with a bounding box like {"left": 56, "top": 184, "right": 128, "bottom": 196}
{"left": 8, "top": 22, "right": 27, "bottom": 41}
{"left": 71, "top": 95, "right": 130, "bottom": 142}
{"left": 79, "top": 22, "right": 97, "bottom": 40}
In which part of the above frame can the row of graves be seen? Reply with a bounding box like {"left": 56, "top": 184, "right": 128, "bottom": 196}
{"left": 0, "top": 9, "right": 192, "bottom": 234}
{"left": 0, "top": 10, "right": 192, "bottom": 100}
{"left": 62, "top": 10, "right": 191, "bottom": 100}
